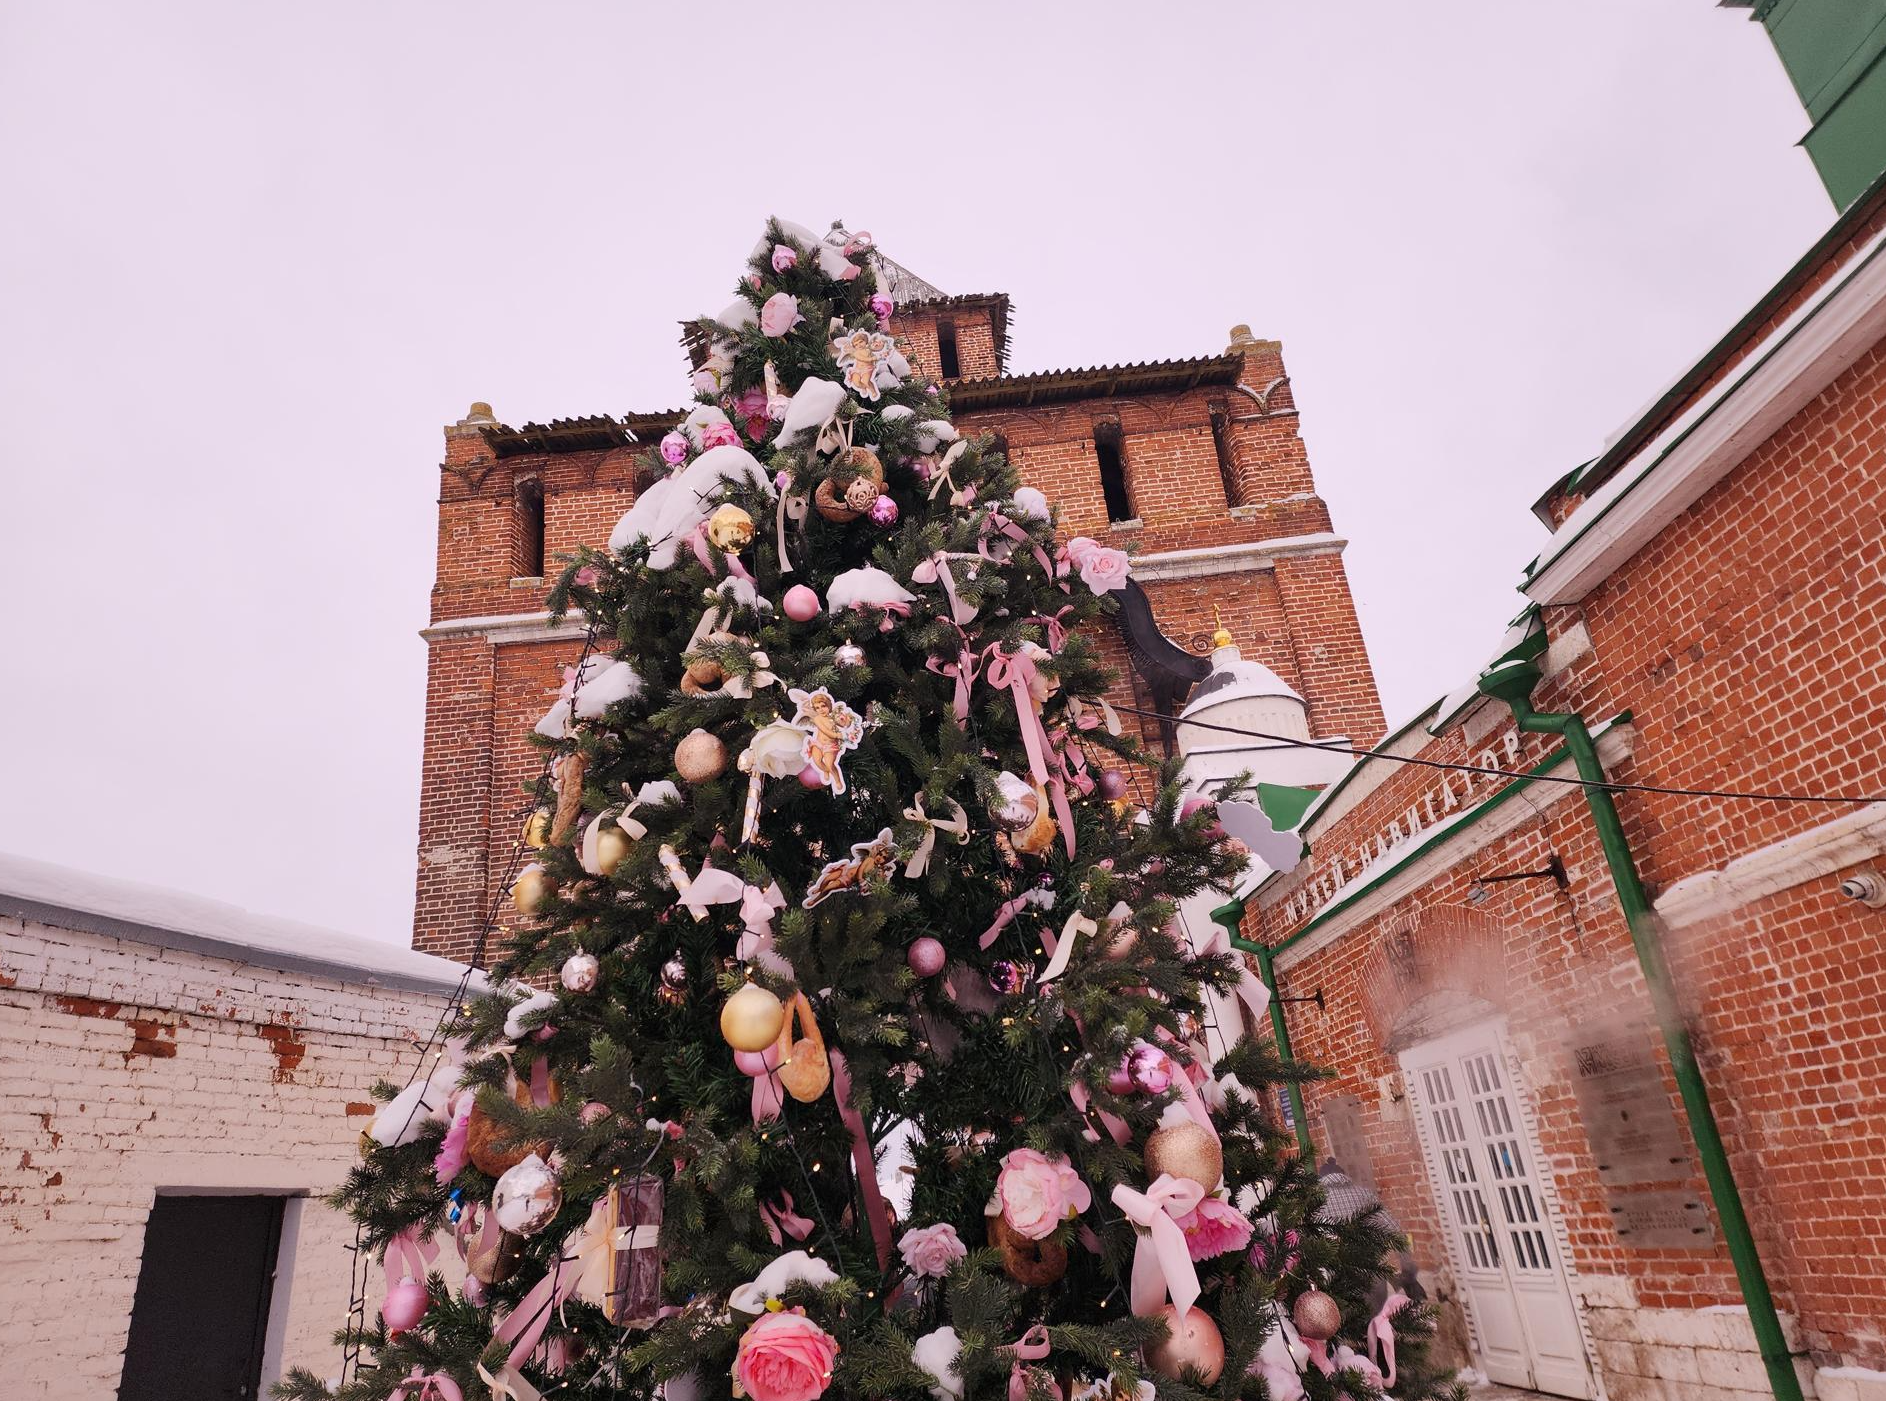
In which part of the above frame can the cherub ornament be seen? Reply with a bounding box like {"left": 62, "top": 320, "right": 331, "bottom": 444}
{"left": 787, "top": 686, "right": 863, "bottom": 795}
{"left": 803, "top": 828, "right": 895, "bottom": 908}
{"left": 831, "top": 327, "right": 908, "bottom": 401}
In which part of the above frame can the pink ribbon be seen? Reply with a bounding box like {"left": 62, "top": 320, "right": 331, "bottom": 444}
{"left": 912, "top": 551, "right": 980, "bottom": 627}
{"left": 981, "top": 508, "right": 1057, "bottom": 582}
{"left": 382, "top": 1225, "right": 438, "bottom": 1291}
{"left": 981, "top": 892, "right": 1035, "bottom": 949}
{"left": 1151, "top": 1028, "right": 1221, "bottom": 1141}
{"left": 759, "top": 1191, "right": 815, "bottom": 1246}
{"left": 1027, "top": 607, "right": 1076, "bottom": 652}
{"left": 734, "top": 1042, "right": 784, "bottom": 1123}
{"left": 390, "top": 1369, "right": 464, "bottom": 1401}
{"left": 1193, "top": 920, "right": 1273, "bottom": 1031}
{"left": 1006, "top": 1324, "right": 1055, "bottom": 1401}
{"left": 981, "top": 644, "right": 1076, "bottom": 858}
{"left": 926, "top": 645, "right": 980, "bottom": 725}
{"left": 734, "top": 882, "right": 788, "bottom": 964}
{"left": 682, "top": 520, "right": 752, "bottom": 582}
{"left": 1111, "top": 1174, "right": 1206, "bottom": 1318}
{"left": 492, "top": 1246, "right": 580, "bottom": 1375}
{"left": 1069, "top": 1078, "right": 1132, "bottom": 1146}
{"left": 828, "top": 1049, "right": 892, "bottom": 1270}
{"left": 1369, "top": 1289, "right": 1411, "bottom": 1385}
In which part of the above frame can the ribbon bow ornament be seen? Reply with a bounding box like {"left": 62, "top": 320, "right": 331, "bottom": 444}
{"left": 579, "top": 787, "right": 649, "bottom": 877}
{"left": 1006, "top": 1324, "right": 1056, "bottom": 1401}
{"left": 981, "top": 643, "right": 1077, "bottom": 859}
{"left": 910, "top": 550, "right": 982, "bottom": 628}
{"left": 1368, "top": 1289, "right": 1412, "bottom": 1386}
{"left": 1111, "top": 1174, "right": 1207, "bottom": 1318}
{"left": 658, "top": 844, "right": 746, "bottom": 921}
{"left": 734, "top": 881, "right": 791, "bottom": 976}
{"left": 759, "top": 1191, "right": 816, "bottom": 1247}
{"left": 1190, "top": 918, "right": 1273, "bottom": 1040}
{"left": 1037, "top": 901, "right": 1132, "bottom": 985}
{"left": 902, "top": 796, "right": 969, "bottom": 878}
{"left": 926, "top": 438, "right": 972, "bottom": 507}
{"left": 389, "top": 1369, "right": 463, "bottom": 1401}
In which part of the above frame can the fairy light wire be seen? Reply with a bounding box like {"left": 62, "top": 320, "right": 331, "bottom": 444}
{"left": 1107, "top": 703, "right": 1886, "bottom": 807}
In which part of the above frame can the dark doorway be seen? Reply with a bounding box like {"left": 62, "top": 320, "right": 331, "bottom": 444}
{"left": 121, "top": 1194, "right": 286, "bottom": 1401}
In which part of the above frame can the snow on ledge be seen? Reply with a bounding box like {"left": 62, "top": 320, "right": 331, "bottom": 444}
{"left": 0, "top": 850, "right": 479, "bottom": 997}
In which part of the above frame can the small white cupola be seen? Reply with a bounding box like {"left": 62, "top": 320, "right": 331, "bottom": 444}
{"left": 1175, "top": 618, "right": 1347, "bottom": 787}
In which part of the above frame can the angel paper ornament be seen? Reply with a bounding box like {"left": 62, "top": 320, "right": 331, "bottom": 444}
{"left": 803, "top": 828, "right": 895, "bottom": 908}
{"left": 830, "top": 328, "right": 908, "bottom": 401}
{"left": 788, "top": 686, "right": 863, "bottom": 794}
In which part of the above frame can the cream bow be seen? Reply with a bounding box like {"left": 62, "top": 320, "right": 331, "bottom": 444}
{"left": 1111, "top": 1173, "right": 1206, "bottom": 1318}
{"left": 1037, "top": 901, "right": 1132, "bottom": 984}
{"left": 579, "top": 786, "right": 651, "bottom": 876}
{"left": 901, "top": 796, "right": 969, "bottom": 877}
{"left": 927, "top": 439, "right": 971, "bottom": 506}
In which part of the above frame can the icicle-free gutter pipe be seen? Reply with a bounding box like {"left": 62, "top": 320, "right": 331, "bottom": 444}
{"left": 1209, "top": 898, "right": 1315, "bottom": 1159}
{"left": 1476, "top": 657, "right": 1803, "bottom": 1401}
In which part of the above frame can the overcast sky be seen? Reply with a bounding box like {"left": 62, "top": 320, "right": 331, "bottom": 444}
{"left": 0, "top": 3, "right": 1834, "bottom": 944}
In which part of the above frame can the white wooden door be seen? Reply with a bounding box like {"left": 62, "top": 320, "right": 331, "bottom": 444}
{"left": 1403, "top": 1022, "right": 1592, "bottom": 1399}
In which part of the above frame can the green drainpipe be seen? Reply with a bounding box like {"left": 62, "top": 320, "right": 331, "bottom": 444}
{"left": 1478, "top": 659, "right": 1802, "bottom": 1401}
{"left": 1211, "top": 898, "right": 1316, "bottom": 1159}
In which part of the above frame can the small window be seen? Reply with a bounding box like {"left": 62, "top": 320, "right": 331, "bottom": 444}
{"left": 1210, "top": 409, "right": 1242, "bottom": 507}
{"left": 1094, "top": 421, "right": 1133, "bottom": 523}
{"left": 936, "top": 319, "right": 961, "bottom": 379}
{"left": 513, "top": 477, "right": 546, "bottom": 578}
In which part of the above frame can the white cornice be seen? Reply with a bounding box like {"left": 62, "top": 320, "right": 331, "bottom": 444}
{"left": 1131, "top": 532, "right": 1345, "bottom": 583}
{"left": 421, "top": 610, "right": 575, "bottom": 646}
{"left": 1655, "top": 801, "right": 1886, "bottom": 928}
{"left": 1273, "top": 722, "right": 1635, "bottom": 972}
{"left": 1525, "top": 225, "right": 1886, "bottom": 605}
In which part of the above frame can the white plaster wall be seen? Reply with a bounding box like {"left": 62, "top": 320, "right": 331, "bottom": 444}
{"left": 0, "top": 913, "right": 459, "bottom": 1399}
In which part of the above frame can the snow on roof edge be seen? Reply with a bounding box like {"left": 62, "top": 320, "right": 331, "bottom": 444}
{"left": 0, "top": 850, "right": 478, "bottom": 998}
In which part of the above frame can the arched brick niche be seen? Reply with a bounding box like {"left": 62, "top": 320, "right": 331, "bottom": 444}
{"left": 1358, "top": 905, "right": 1511, "bottom": 1052}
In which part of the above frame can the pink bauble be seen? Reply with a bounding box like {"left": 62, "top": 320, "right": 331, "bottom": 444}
{"left": 579, "top": 1100, "right": 611, "bottom": 1125}
{"left": 1097, "top": 768, "right": 1127, "bottom": 800}
{"left": 462, "top": 1275, "right": 487, "bottom": 1307}
{"left": 907, "top": 937, "right": 946, "bottom": 977}
{"left": 782, "top": 584, "right": 822, "bottom": 622}
{"left": 869, "top": 494, "right": 899, "bottom": 526}
{"left": 382, "top": 1275, "right": 428, "bottom": 1335}
{"left": 1180, "top": 796, "right": 1227, "bottom": 840}
{"left": 797, "top": 764, "right": 825, "bottom": 788}
{"left": 1106, "top": 1060, "right": 1136, "bottom": 1095}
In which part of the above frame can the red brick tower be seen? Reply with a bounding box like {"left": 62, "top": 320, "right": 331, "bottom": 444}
{"left": 412, "top": 262, "right": 1383, "bottom": 960}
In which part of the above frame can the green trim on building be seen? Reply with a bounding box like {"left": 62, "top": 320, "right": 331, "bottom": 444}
{"left": 1732, "top": 0, "right": 1886, "bottom": 208}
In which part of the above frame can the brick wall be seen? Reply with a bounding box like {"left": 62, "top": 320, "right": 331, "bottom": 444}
{"left": 0, "top": 914, "right": 460, "bottom": 1398}
{"left": 414, "top": 321, "right": 1385, "bottom": 967}
{"left": 1237, "top": 226, "right": 1886, "bottom": 1386}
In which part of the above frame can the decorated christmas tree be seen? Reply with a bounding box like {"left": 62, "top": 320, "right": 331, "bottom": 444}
{"left": 284, "top": 220, "right": 1456, "bottom": 1401}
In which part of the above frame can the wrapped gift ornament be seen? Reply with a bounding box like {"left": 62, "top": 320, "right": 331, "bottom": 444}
{"left": 602, "top": 1174, "right": 665, "bottom": 1327}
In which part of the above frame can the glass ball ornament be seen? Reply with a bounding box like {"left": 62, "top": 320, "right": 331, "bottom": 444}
{"left": 1291, "top": 1287, "right": 1343, "bottom": 1342}
{"left": 511, "top": 864, "right": 554, "bottom": 916}
{"left": 1144, "top": 1120, "right": 1224, "bottom": 1192}
{"left": 797, "top": 763, "right": 825, "bottom": 788}
{"left": 493, "top": 1153, "right": 563, "bottom": 1237}
{"left": 783, "top": 584, "right": 822, "bottom": 622}
{"left": 834, "top": 641, "right": 865, "bottom": 668}
{"left": 675, "top": 728, "right": 728, "bottom": 782}
{"left": 1097, "top": 768, "right": 1127, "bottom": 800}
{"left": 720, "top": 981, "right": 786, "bottom": 1051}
{"left": 988, "top": 959, "right": 1033, "bottom": 996}
{"left": 593, "top": 822, "right": 633, "bottom": 876}
{"left": 706, "top": 503, "right": 755, "bottom": 552}
{"left": 381, "top": 1275, "right": 428, "bottom": 1335}
{"left": 1145, "top": 1303, "right": 1225, "bottom": 1383}
{"left": 559, "top": 951, "right": 599, "bottom": 993}
{"left": 907, "top": 937, "right": 946, "bottom": 977}
{"left": 657, "top": 953, "right": 689, "bottom": 1006}
{"left": 868, "top": 494, "right": 899, "bottom": 526}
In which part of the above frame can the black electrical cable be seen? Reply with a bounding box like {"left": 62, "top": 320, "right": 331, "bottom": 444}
{"left": 1107, "top": 703, "right": 1886, "bottom": 807}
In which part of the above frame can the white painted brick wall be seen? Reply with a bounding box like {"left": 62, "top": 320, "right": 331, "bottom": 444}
{"left": 0, "top": 913, "right": 460, "bottom": 1399}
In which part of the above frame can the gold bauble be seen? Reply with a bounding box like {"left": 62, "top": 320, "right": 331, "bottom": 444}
{"left": 675, "top": 728, "right": 728, "bottom": 782}
{"left": 1145, "top": 1304, "right": 1225, "bottom": 1384}
{"left": 706, "top": 504, "right": 756, "bottom": 552}
{"left": 511, "top": 864, "right": 555, "bottom": 916}
{"left": 1290, "top": 1287, "right": 1343, "bottom": 1342}
{"left": 523, "top": 809, "right": 551, "bottom": 850}
{"left": 1144, "top": 1121, "right": 1223, "bottom": 1192}
{"left": 720, "top": 981, "right": 786, "bottom": 1052}
{"left": 594, "top": 824, "right": 632, "bottom": 877}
